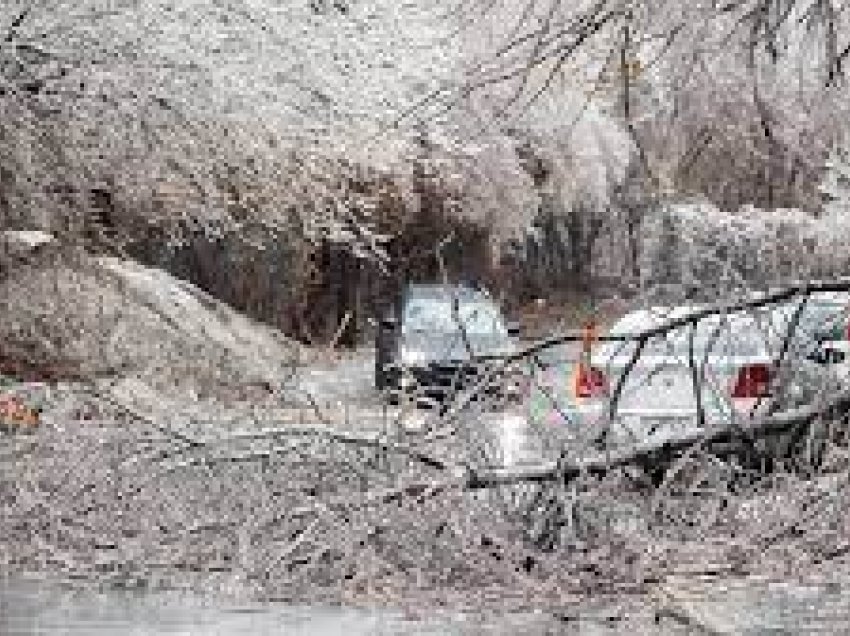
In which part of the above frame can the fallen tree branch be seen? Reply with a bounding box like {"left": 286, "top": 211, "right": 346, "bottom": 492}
{"left": 174, "top": 385, "right": 850, "bottom": 502}
{"left": 434, "top": 279, "right": 850, "bottom": 441}
{"left": 513, "top": 278, "right": 850, "bottom": 364}
{"left": 468, "top": 387, "right": 850, "bottom": 490}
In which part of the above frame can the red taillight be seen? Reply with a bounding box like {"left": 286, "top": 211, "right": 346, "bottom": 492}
{"left": 732, "top": 363, "right": 772, "bottom": 398}
{"left": 575, "top": 362, "right": 608, "bottom": 398}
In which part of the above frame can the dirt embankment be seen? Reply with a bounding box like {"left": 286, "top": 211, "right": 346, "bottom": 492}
{"left": 0, "top": 247, "right": 300, "bottom": 397}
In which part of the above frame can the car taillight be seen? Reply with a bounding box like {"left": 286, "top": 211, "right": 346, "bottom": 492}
{"left": 575, "top": 362, "right": 608, "bottom": 398}
{"left": 732, "top": 363, "right": 772, "bottom": 398}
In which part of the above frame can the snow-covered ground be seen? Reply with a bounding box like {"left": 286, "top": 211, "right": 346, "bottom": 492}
{"left": 290, "top": 347, "right": 378, "bottom": 407}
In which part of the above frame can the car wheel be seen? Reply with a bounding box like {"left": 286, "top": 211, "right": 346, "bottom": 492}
{"left": 650, "top": 450, "right": 733, "bottom": 535}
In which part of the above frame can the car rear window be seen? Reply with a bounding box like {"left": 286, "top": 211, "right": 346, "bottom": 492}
{"left": 598, "top": 310, "right": 776, "bottom": 361}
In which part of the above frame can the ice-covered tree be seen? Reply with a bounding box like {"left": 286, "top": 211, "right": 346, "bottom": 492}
{"left": 448, "top": 0, "right": 850, "bottom": 212}
{"left": 1, "top": 0, "right": 642, "bottom": 258}
{"left": 0, "top": 2, "right": 463, "bottom": 252}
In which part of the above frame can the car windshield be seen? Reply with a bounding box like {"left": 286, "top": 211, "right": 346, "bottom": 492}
{"left": 402, "top": 295, "right": 507, "bottom": 336}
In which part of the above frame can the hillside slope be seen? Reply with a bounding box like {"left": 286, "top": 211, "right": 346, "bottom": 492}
{"left": 0, "top": 253, "right": 299, "bottom": 395}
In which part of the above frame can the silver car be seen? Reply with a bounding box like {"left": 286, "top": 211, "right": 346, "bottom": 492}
{"left": 375, "top": 284, "right": 520, "bottom": 405}
{"left": 526, "top": 306, "right": 794, "bottom": 447}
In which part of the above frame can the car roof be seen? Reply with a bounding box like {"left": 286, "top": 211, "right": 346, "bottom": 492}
{"left": 610, "top": 306, "right": 703, "bottom": 333}
{"left": 403, "top": 283, "right": 491, "bottom": 301}
{"left": 808, "top": 291, "right": 850, "bottom": 305}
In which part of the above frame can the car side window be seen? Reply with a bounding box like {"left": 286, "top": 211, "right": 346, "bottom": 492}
{"left": 804, "top": 304, "right": 846, "bottom": 338}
